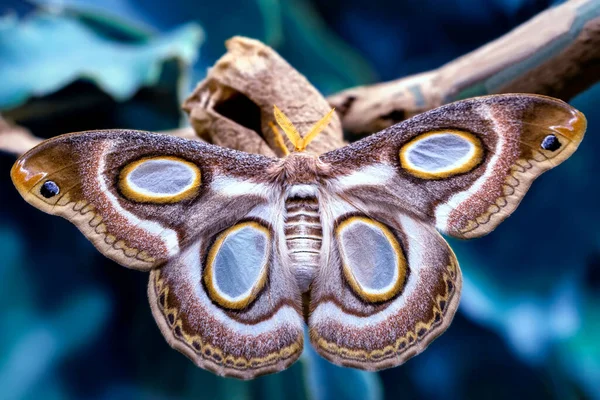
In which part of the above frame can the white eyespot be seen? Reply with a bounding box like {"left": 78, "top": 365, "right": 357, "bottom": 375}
{"left": 204, "top": 221, "right": 271, "bottom": 310}
{"left": 400, "top": 130, "right": 483, "bottom": 179}
{"left": 336, "top": 216, "right": 407, "bottom": 303}
{"left": 119, "top": 157, "right": 201, "bottom": 203}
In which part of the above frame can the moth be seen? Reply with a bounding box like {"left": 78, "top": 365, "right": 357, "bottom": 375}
{"left": 11, "top": 94, "right": 586, "bottom": 379}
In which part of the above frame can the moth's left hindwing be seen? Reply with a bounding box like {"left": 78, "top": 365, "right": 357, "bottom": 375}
{"left": 321, "top": 94, "right": 586, "bottom": 238}
{"left": 11, "top": 131, "right": 305, "bottom": 378}
{"left": 149, "top": 203, "right": 305, "bottom": 379}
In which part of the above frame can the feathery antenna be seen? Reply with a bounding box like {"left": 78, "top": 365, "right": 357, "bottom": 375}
{"left": 272, "top": 105, "right": 335, "bottom": 152}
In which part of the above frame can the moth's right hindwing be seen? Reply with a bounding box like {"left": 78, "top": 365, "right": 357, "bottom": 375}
{"left": 309, "top": 196, "right": 461, "bottom": 370}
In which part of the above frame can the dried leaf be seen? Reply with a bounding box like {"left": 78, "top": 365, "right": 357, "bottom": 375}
{"left": 183, "top": 36, "right": 345, "bottom": 156}
{"left": 159, "top": 127, "right": 204, "bottom": 141}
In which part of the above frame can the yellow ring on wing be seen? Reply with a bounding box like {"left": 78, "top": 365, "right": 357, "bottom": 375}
{"left": 336, "top": 216, "right": 407, "bottom": 303}
{"left": 204, "top": 221, "right": 271, "bottom": 310}
{"left": 399, "top": 130, "right": 483, "bottom": 179}
{"left": 119, "top": 156, "right": 201, "bottom": 203}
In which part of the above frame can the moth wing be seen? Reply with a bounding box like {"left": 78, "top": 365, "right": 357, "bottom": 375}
{"left": 320, "top": 94, "right": 586, "bottom": 238}
{"left": 11, "top": 130, "right": 275, "bottom": 270}
{"left": 12, "top": 131, "right": 305, "bottom": 378}
{"left": 308, "top": 196, "right": 460, "bottom": 370}
{"left": 149, "top": 202, "right": 305, "bottom": 379}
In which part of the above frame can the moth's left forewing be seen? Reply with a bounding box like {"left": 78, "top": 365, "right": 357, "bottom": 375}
{"left": 11, "top": 133, "right": 169, "bottom": 270}
{"left": 10, "top": 130, "right": 277, "bottom": 270}
{"left": 320, "top": 94, "right": 586, "bottom": 239}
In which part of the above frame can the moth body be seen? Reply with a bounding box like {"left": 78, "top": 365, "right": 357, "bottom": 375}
{"left": 284, "top": 193, "right": 322, "bottom": 292}
{"left": 272, "top": 153, "right": 327, "bottom": 292}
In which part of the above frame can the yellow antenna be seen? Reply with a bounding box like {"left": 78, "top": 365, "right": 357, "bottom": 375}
{"left": 273, "top": 105, "right": 335, "bottom": 152}
{"left": 268, "top": 121, "right": 290, "bottom": 156}
{"left": 302, "top": 108, "right": 335, "bottom": 148}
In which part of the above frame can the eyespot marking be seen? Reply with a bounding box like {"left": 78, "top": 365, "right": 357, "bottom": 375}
{"left": 541, "top": 134, "right": 561, "bottom": 151}
{"left": 400, "top": 130, "right": 483, "bottom": 179}
{"left": 40, "top": 181, "right": 60, "bottom": 198}
{"left": 335, "top": 216, "right": 407, "bottom": 303}
{"left": 204, "top": 221, "right": 271, "bottom": 310}
{"left": 119, "top": 156, "right": 200, "bottom": 203}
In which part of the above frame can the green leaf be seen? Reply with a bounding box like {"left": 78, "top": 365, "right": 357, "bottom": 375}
{"left": 0, "top": 12, "right": 203, "bottom": 110}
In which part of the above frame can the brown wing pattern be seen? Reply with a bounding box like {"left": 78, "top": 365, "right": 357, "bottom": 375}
{"left": 320, "top": 94, "right": 586, "bottom": 238}
{"left": 308, "top": 195, "right": 461, "bottom": 370}
{"left": 10, "top": 94, "right": 586, "bottom": 377}
{"left": 148, "top": 204, "right": 304, "bottom": 379}
{"left": 11, "top": 130, "right": 275, "bottom": 270}
{"left": 11, "top": 130, "right": 305, "bottom": 379}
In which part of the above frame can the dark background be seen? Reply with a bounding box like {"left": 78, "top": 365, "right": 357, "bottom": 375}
{"left": 0, "top": 0, "right": 598, "bottom": 399}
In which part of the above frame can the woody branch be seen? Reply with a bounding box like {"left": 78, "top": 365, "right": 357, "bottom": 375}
{"left": 328, "top": 0, "right": 600, "bottom": 136}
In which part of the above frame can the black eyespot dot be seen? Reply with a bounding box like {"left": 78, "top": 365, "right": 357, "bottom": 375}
{"left": 40, "top": 181, "right": 60, "bottom": 198}
{"left": 541, "top": 134, "right": 561, "bottom": 151}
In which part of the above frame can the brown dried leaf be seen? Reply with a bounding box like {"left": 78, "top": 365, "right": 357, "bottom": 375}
{"left": 159, "top": 126, "right": 204, "bottom": 141}
{"left": 183, "top": 36, "right": 345, "bottom": 156}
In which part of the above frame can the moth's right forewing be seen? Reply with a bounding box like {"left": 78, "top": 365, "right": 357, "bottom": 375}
{"left": 320, "top": 94, "right": 586, "bottom": 239}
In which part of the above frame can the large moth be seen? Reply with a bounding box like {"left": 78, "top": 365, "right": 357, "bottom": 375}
{"left": 11, "top": 94, "right": 586, "bottom": 379}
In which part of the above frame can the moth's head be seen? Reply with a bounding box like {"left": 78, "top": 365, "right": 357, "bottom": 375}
{"left": 10, "top": 136, "right": 79, "bottom": 211}
{"left": 271, "top": 105, "right": 335, "bottom": 153}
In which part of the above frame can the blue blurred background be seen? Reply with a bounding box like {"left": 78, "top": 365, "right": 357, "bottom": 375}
{"left": 0, "top": 0, "right": 599, "bottom": 399}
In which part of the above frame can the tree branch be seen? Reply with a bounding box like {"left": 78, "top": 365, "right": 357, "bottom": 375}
{"left": 0, "top": 116, "right": 41, "bottom": 156}
{"left": 328, "top": 0, "right": 600, "bottom": 135}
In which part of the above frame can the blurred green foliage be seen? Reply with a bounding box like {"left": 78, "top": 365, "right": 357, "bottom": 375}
{"left": 0, "top": 12, "right": 202, "bottom": 110}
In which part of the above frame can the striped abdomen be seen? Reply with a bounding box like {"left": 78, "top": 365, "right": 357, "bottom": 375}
{"left": 285, "top": 196, "right": 322, "bottom": 292}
